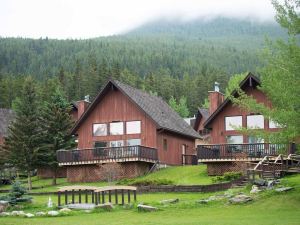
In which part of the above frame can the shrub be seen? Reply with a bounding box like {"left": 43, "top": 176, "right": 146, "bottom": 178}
{"left": 0, "top": 181, "right": 32, "bottom": 205}
{"left": 223, "top": 172, "right": 243, "bottom": 181}
{"left": 211, "top": 172, "right": 242, "bottom": 183}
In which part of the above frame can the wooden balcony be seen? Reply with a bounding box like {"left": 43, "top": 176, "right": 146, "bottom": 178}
{"left": 197, "top": 143, "right": 294, "bottom": 162}
{"left": 57, "top": 145, "right": 158, "bottom": 166}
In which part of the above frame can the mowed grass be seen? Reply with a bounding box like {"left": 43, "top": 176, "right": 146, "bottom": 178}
{"left": 0, "top": 165, "right": 212, "bottom": 193}
{"left": 125, "top": 165, "right": 212, "bottom": 185}
{"left": 0, "top": 174, "right": 300, "bottom": 225}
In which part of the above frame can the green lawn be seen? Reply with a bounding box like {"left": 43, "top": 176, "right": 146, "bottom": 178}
{"left": 0, "top": 165, "right": 212, "bottom": 193}
{"left": 0, "top": 174, "right": 300, "bottom": 225}
{"left": 124, "top": 165, "right": 212, "bottom": 185}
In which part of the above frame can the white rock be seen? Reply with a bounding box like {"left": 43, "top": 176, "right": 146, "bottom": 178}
{"left": 59, "top": 208, "right": 72, "bottom": 213}
{"left": 250, "top": 185, "right": 261, "bottom": 194}
{"left": 137, "top": 204, "right": 157, "bottom": 212}
{"left": 275, "top": 187, "right": 293, "bottom": 192}
{"left": 95, "top": 203, "right": 114, "bottom": 211}
{"left": 0, "top": 212, "right": 10, "bottom": 216}
{"left": 25, "top": 213, "right": 34, "bottom": 218}
{"left": 11, "top": 211, "right": 25, "bottom": 216}
{"left": 35, "top": 211, "right": 46, "bottom": 216}
{"left": 47, "top": 210, "right": 59, "bottom": 216}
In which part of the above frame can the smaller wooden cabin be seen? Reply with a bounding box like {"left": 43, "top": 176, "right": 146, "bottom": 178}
{"left": 195, "top": 72, "right": 291, "bottom": 175}
{"left": 57, "top": 80, "right": 200, "bottom": 182}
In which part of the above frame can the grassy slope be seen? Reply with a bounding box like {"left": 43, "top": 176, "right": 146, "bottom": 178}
{"left": 125, "top": 165, "right": 212, "bottom": 185}
{"left": 0, "top": 165, "right": 212, "bottom": 193}
{"left": 0, "top": 174, "right": 299, "bottom": 225}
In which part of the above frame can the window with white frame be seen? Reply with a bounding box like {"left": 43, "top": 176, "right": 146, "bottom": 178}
{"left": 269, "top": 119, "right": 281, "bottom": 129}
{"left": 127, "top": 139, "right": 141, "bottom": 146}
{"left": 126, "top": 121, "right": 141, "bottom": 134}
{"left": 247, "top": 115, "right": 264, "bottom": 129}
{"left": 226, "top": 135, "right": 243, "bottom": 144}
{"left": 110, "top": 140, "right": 124, "bottom": 147}
{"left": 110, "top": 122, "right": 124, "bottom": 135}
{"left": 93, "top": 123, "right": 107, "bottom": 136}
{"left": 225, "top": 116, "right": 242, "bottom": 131}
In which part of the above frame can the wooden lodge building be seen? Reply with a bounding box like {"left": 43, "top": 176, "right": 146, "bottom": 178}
{"left": 57, "top": 80, "right": 200, "bottom": 182}
{"left": 194, "top": 72, "right": 293, "bottom": 175}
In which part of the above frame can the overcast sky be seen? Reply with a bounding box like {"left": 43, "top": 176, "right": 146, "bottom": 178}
{"left": 1, "top": 0, "right": 276, "bottom": 39}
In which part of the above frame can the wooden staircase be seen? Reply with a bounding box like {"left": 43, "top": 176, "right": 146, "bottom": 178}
{"left": 247, "top": 154, "right": 300, "bottom": 182}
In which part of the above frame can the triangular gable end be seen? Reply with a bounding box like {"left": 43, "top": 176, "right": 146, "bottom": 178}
{"left": 70, "top": 80, "right": 160, "bottom": 134}
{"left": 203, "top": 72, "right": 261, "bottom": 128}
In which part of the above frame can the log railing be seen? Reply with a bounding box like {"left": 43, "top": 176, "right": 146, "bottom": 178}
{"left": 57, "top": 145, "right": 158, "bottom": 164}
{"left": 197, "top": 143, "right": 291, "bottom": 160}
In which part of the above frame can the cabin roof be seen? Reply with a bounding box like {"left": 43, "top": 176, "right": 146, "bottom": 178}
{"left": 71, "top": 80, "right": 200, "bottom": 139}
{"left": 204, "top": 72, "right": 261, "bottom": 128}
{"left": 0, "top": 108, "right": 15, "bottom": 136}
{"left": 193, "top": 108, "right": 209, "bottom": 130}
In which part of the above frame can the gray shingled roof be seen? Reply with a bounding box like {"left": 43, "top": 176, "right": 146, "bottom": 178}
{"left": 72, "top": 80, "right": 200, "bottom": 139}
{"left": 198, "top": 108, "right": 209, "bottom": 121}
{"left": 0, "top": 109, "right": 15, "bottom": 136}
{"left": 114, "top": 80, "right": 200, "bottom": 139}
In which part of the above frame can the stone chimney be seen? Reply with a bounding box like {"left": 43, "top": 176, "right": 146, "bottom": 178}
{"left": 208, "top": 82, "right": 224, "bottom": 114}
{"left": 76, "top": 95, "right": 90, "bottom": 119}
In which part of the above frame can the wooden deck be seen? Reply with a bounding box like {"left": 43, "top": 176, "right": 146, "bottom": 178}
{"left": 57, "top": 145, "right": 158, "bottom": 166}
{"left": 198, "top": 157, "right": 263, "bottom": 163}
{"left": 197, "top": 143, "right": 293, "bottom": 162}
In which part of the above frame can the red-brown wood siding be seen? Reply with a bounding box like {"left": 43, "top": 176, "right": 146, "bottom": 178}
{"left": 209, "top": 86, "right": 279, "bottom": 144}
{"left": 0, "top": 136, "right": 4, "bottom": 145}
{"left": 157, "top": 131, "right": 195, "bottom": 165}
{"left": 76, "top": 88, "right": 157, "bottom": 149}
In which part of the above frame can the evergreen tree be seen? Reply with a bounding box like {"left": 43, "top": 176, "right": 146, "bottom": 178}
{"left": 39, "top": 88, "right": 75, "bottom": 185}
{"left": 168, "top": 96, "right": 190, "bottom": 117}
{"left": 3, "top": 77, "right": 41, "bottom": 190}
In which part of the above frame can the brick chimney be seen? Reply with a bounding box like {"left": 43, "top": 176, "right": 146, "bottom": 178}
{"left": 76, "top": 95, "right": 91, "bottom": 119}
{"left": 208, "top": 82, "right": 224, "bottom": 114}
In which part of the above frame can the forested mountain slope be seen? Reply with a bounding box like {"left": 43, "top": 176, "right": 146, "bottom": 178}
{"left": 0, "top": 18, "right": 287, "bottom": 114}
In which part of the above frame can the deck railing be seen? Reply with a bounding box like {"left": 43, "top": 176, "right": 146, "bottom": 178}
{"left": 197, "top": 143, "right": 291, "bottom": 160}
{"left": 57, "top": 145, "right": 158, "bottom": 164}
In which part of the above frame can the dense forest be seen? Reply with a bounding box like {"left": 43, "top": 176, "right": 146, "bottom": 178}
{"left": 0, "top": 18, "right": 287, "bottom": 115}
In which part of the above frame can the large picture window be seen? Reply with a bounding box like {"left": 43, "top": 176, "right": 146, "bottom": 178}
{"left": 225, "top": 116, "right": 242, "bottom": 131}
{"left": 126, "top": 121, "right": 141, "bottom": 134}
{"left": 127, "top": 139, "right": 141, "bottom": 146}
{"left": 110, "top": 122, "right": 124, "bottom": 135}
{"left": 247, "top": 115, "right": 264, "bottom": 129}
{"left": 226, "top": 135, "right": 243, "bottom": 144}
{"left": 93, "top": 123, "right": 107, "bottom": 136}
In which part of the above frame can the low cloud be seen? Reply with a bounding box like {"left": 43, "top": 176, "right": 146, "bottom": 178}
{"left": 0, "top": 0, "right": 276, "bottom": 39}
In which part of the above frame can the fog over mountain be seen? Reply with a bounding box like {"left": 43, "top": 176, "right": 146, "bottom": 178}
{"left": 1, "top": 0, "right": 276, "bottom": 39}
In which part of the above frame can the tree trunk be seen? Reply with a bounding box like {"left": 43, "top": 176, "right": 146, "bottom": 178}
{"left": 27, "top": 172, "right": 32, "bottom": 190}
{"left": 52, "top": 168, "right": 57, "bottom": 185}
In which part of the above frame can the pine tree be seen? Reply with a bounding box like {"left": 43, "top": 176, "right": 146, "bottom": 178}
{"left": 3, "top": 77, "right": 41, "bottom": 190}
{"left": 39, "top": 88, "right": 75, "bottom": 185}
